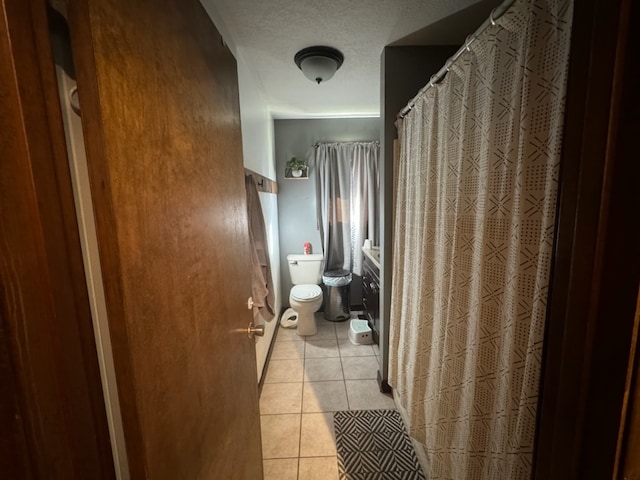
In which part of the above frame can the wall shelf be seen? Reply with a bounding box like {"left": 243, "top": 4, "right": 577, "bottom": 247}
{"left": 284, "top": 169, "right": 308, "bottom": 180}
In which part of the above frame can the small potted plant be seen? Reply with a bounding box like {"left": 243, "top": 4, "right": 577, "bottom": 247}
{"left": 286, "top": 157, "right": 307, "bottom": 178}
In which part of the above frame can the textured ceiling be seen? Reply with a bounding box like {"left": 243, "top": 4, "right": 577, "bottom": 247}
{"left": 201, "top": 0, "right": 497, "bottom": 118}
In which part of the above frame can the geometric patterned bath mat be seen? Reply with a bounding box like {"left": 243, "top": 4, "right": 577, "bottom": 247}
{"left": 333, "top": 409, "right": 426, "bottom": 480}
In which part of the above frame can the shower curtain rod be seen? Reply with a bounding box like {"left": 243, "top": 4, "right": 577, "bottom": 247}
{"left": 313, "top": 140, "right": 379, "bottom": 148}
{"left": 398, "top": 0, "right": 516, "bottom": 119}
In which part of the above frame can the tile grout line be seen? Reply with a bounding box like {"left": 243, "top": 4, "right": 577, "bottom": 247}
{"left": 333, "top": 321, "right": 344, "bottom": 479}
{"left": 336, "top": 326, "right": 351, "bottom": 412}
{"left": 297, "top": 337, "right": 305, "bottom": 480}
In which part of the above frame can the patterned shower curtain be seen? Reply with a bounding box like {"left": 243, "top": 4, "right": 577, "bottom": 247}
{"left": 388, "top": 0, "right": 573, "bottom": 478}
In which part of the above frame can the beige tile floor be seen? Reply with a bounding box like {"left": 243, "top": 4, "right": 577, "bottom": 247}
{"left": 260, "top": 313, "right": 395, "bottom": 480}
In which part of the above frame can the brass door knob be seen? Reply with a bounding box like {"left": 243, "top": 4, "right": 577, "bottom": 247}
{"left": 247, "top": 322, "right": 265, "bottom": 338}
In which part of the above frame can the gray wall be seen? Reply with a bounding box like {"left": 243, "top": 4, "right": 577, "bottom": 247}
{"left": 275, "top": 117, "right": 380, "bottom": 309}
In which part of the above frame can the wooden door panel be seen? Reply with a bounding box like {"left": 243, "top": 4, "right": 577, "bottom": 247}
{"left": 67, "top": 0, "right": 262, "bottom": 477}
{"left": 1, "top": 0, "right": 116, "bottom": 478}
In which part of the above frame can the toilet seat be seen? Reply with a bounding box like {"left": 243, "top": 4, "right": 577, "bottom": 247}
{"left": 290, "top": 284, "right": 322, "bottom": 302}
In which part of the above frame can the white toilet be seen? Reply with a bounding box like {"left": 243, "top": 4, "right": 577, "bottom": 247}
{"left": 287, "top": 253, "right": 324, "bottom": 336}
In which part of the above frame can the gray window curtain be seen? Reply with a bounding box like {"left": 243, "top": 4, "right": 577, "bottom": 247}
{"left": 315, "top": 142, "right": 379, "bottom": 275}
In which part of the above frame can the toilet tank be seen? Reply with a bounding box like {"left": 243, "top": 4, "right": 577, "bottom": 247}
{"left": 287, "top": 254, "right": 324, "bottom": 285}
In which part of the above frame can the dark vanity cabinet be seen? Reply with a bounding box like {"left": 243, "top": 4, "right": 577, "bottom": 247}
{"left": 362, "top": 254, "right": 380, "bottom": 344}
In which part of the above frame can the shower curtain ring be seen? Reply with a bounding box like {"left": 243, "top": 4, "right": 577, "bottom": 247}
{"left": 464, "top": 35, "right": 474, "bottom": 52}
{"left": 489, "top": 8, "right": 497, "bottom": 26}
{"left": 429, "top": 74, "right": 437, "bottom": 88}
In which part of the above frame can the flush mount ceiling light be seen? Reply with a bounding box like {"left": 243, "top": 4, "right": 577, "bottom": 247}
{"left": 294, "top": 46, "right": 344, "bottom": 84}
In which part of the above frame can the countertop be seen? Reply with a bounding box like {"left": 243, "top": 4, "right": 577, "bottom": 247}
{"left": 362, "top": 246, "right": 380, "bottom": 270}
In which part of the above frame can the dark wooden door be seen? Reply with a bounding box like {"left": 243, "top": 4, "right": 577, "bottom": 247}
{"left": 65, "top": 0, "right": 263, "bottom": 477}
{"left": 1, "top": 0, "right": 115, "bottom": 478}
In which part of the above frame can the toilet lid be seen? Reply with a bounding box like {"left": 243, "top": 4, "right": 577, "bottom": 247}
{"left": 291, "top": 284, "right": 322, "bottom": 302}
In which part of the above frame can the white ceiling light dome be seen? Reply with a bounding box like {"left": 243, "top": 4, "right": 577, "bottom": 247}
{"left": 294, "top": 46, "right": 344, "bottom": 84}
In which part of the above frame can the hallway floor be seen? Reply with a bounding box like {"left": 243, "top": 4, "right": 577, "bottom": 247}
{"left": 260, "top": 313, "right": 394, "bottom": 480}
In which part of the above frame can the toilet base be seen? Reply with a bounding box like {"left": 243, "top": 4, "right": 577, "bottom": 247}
{"left": 289, "top": 290, "right": 322, "bottom": 337}
{"left": 295, "top": 310, "right": 317, "bottom": 336}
